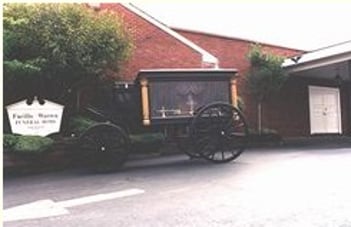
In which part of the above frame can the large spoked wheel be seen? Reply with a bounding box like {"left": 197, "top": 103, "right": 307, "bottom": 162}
{"left": 190, "top": 102, "right": 249, "bottom": 163}
{"left": 79, "top": 123, "right": 130, "bottom": 173}
{"left": 177, "top": 137, "right": 202, "bottom": 159}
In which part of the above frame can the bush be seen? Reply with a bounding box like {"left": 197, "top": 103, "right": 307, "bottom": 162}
{"left": 4, "top": 134, "right": 54, "bottom": 154}
{"left": 4, "top": 3, "right": 132, "bottom": 105}
{"left": 3, "top": 134, "right": 19, "bottom": 150}
{"left": 248, "top": 128, "right": 278, "bottom": 135}
{"left": 129, "top": 133, "right": 165, "bottom": 153}
{"left": 246, "top": 44, "right": 286, "bottom": 133}
{"left": 68, "top": 115, "right": 97, "bottom": 136}
{"left": 247, "top": 128, "right": 282, "bottom": 143}
{"left": 129, "top": 133, "right": 165, "bottom": 144}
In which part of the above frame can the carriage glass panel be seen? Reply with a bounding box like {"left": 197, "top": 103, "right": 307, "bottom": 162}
{"left": 149, "top": 80, "right": 229, "bottom": 119}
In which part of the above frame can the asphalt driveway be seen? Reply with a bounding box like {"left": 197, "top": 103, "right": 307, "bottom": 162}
{"left": 4, "top": 146, "right": 351, "bottom": 227}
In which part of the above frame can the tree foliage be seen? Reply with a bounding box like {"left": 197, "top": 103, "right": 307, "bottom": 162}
{"left": 246, "top": 44, "right": 286, "bottom": 102}
{"left": 246, "top": 44, "right": 287, "bottom": 133}
{"left": 3, "top": 3, "right": 132, "bottom": 103}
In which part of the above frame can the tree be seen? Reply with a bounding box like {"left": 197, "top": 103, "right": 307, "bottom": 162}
{"left": 246, "top": 44, "right": 286, "bottom": 134}
{"left": 3, "top": 3, "right": 132, "bottom": 107}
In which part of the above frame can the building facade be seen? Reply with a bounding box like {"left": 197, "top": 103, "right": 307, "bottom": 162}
{"left": 283, "top": 43, "right": 351, "bottom": 136}
{"left": 175, "top": 28, "right": 303, "bottom": 136}
{"left": 97, "top": 3, "right": 350, "bottom": 137}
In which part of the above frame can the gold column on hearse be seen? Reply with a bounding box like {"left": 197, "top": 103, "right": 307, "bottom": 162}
{"left": 140, "top": 77, "right": 151, "bottom": 125}
{"left": 230, "top": 75, "right": 238, "bottom": 108}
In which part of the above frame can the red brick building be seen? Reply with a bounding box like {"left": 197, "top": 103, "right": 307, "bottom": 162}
{"left": 99, "top": 3, "right": 218, "bottom": 81}
{"left": 174, "top": 28, "right": 303, "bottom": 136}
{"left": 95, "top": 3, "right": 350, "bottom": 137}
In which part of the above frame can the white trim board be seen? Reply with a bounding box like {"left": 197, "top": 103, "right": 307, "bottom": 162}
{"left": 283, "top": 41, "right": 351, "bottom": 72}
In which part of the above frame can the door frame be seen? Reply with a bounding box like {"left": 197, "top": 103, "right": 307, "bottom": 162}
{"left": 308, "top": 85, "right": 342, "bottom": 135}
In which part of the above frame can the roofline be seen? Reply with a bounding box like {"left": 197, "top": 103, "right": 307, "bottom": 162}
{"left": 173, "top": 27, "right": 305, "bottom": 53}
{"left": 122, "top": 3, "right": 219, "bottom": 65}
{"left": 283, "top": 40, "right": 351, "bottom": 72}
{"left": 138, "top": 68, "right": 238, "bottom": 73}
{"left": 136, "top": 68, "right": 238, "bottom": 81}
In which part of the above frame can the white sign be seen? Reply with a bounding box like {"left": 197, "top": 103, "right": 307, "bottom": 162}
{"left": 6, "top": 97, "right": 64, "bottom": 136}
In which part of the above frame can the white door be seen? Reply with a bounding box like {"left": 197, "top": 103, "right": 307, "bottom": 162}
{"left": 309, "top": 86, "right": 342, "bottom": 134}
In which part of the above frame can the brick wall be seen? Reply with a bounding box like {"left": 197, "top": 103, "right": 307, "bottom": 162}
{"left": 176, "top": 29, "right": 303, "bottom": 136}
{"left": 261, "top": 77, "right": 309, "bottom": 137}
{"left": 341, "top": 82, "right": 351, "bottom": 135}
{"left": 100, "top": 4, "right": 204, "bottom": 81}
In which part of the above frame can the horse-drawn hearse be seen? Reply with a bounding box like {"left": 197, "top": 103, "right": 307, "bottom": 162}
{"left": 74, "top": 68, "right": 249, "bottom": 172}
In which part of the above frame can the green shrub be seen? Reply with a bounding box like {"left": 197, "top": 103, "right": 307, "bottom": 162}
{"left": 3, "top": 134, "right": 19, "bottom": 150}
{"left": 248, "top": 128, "right": 278, "bottom": 135}
{"left": 129, "top": 133, "right": 165, "bottom": 144}
{"left": 4, "top": 134, "right": 54, "bottom": 154}
{"left": 68, "top": 115, "right": 97, "bottom": 136}
{"left": 129, "top": 133, "right": 165, "bottom": 153}
{"left": 4, "top": 4, "right": 132, "bottom": 105}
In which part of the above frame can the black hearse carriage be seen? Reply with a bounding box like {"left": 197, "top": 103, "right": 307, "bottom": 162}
{"left": 78, "top": 69, "right": 249, "bottom": 172}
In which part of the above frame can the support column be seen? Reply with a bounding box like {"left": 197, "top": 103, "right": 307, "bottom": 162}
{"left": 140, "top": 78, "right": 150, "bottom": 126}
{"left": 230, "top": 77, "right": 238, "bottom": 108}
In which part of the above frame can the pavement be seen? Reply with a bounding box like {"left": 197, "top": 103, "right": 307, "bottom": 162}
{"left": 280, "top": 135, "right": 351, "bottom": 148}
{"left": 3, "top": 146, "right": 351, "bottom": 226}
{"left": 3, "top": 135, "right": 351, "bottom": 176}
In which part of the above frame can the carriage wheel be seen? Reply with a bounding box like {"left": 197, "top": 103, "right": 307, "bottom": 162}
{"left": 79, "top": 123, "right": 130, "bottom": 172}
{"left": 190, "top": 102, "right": 248, "bottom": 163}
{"left": 177, "top": 137, "right": 202, "bottom": 159}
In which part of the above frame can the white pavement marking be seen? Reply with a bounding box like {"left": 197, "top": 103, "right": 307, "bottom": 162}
{"left": 3, "top": 200, "right": 69, "bottom": 222}
{"left": 4, "top": 188, "right": 145, "bottom": 222}
{"left": 57, "top": 188, "right": 145, "bottom": 208}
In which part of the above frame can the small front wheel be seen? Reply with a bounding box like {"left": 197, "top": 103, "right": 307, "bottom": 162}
{"left": 190, "top": 103, "right": 249, "bottom": 163}
{"left": 79, "top": 123, "right": 130, "bottom": 172}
